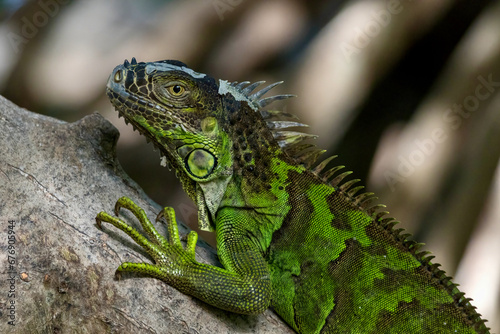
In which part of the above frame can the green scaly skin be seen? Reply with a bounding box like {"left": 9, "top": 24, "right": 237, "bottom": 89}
{"left": 96, "top": 58, "right": 490, "bottom": 333}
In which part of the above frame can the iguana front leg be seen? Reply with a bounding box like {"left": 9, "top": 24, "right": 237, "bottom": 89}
{"left": 96, "top": 197, "right": 271, "bottom": 314}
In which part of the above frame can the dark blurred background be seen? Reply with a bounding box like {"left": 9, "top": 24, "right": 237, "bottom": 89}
{"left": 1, "top": 0, "right": 499, "bottom": 329}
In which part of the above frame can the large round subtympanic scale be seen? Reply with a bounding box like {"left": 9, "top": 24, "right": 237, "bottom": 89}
{"left": 186, "top": 149, "right": 216, "bottom": 178}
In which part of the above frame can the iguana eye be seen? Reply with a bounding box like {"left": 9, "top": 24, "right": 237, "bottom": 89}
{"left": 167, "top": 84, "right": 186, "bottom": 96}
{"left": 114, "top": 70, "right": 122, "bottom": 83}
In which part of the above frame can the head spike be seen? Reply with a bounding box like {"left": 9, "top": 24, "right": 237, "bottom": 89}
{"left": 353, "top": 192, "right": 375, "bottom": 206}
{"left": 273, "top": 131, "right": 317, "bottom": 148}
{"left": 295, "top": 149, "right": 326, "bottom": 168}
{"left": 360, "top": 196, "right": 378, "bottom": 209}
{"left": 374, "top": 211, "right": 390, "bottom": 221}
{"left": 347, "top": 185, "right": 364, "bottom": 198}
{"left": 260, "top": 109, "right": 300, "bottom": 120}
{"left": 283, "top": 143, "right": 315, "bottom": 158}
{"left": 235, "top": 81, "right": 251, "bottom": 89}
{"left": 339, "top": 178, "right": 360, "bottom": 192}
{"left": 258, "top": 94, "right": 296, "bottom": 108}
{"left": 241, "top": 81, "right": 265, "bottom": 95}
{"left": 366, "top": 203, "right": 386, "bottom": 216}
{"left": 131, "top": 57, "right": 137, "bottom": 65}
{"left": 311, "top": 155, "right": 337, "bottom": 175}
{"left": 322, "top": 165, "right": 345, "bottom": 181}
{"left": 249, "top": 81, "right": 283, "bottom": 101}
{"left": 330, "top": 171, "right": 353, "bottom": 187}
{"left": 124, "top": 59, "right": 130, "bottom": 68}
{"left": 266, "top": 120, "right": 308, "bottom": 130}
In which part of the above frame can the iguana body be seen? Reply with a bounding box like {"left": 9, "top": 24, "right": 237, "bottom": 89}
{"left": 96, "top": 58, "right": 489, "bottom": 333}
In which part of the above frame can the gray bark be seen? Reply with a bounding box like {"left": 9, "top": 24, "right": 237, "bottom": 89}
{"left": 0, "top": 95, "right": 292, "bottom": 334}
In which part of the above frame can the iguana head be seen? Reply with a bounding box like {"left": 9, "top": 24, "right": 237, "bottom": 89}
{"left": 106, "top": 58, "right": 231, "bottom": 183}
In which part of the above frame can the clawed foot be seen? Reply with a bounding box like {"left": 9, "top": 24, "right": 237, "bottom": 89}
{"left": 96, "top": 197, "right": 198, "bottom": 279}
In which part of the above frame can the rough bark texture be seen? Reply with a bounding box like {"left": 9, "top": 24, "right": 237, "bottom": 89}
{"left": 0, "top": 95, "right": 292, "bottom": 334}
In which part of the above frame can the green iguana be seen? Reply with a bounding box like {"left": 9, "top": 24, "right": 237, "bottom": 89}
{"left": 96, "top": 58, "right": 490, "bottom": 333}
